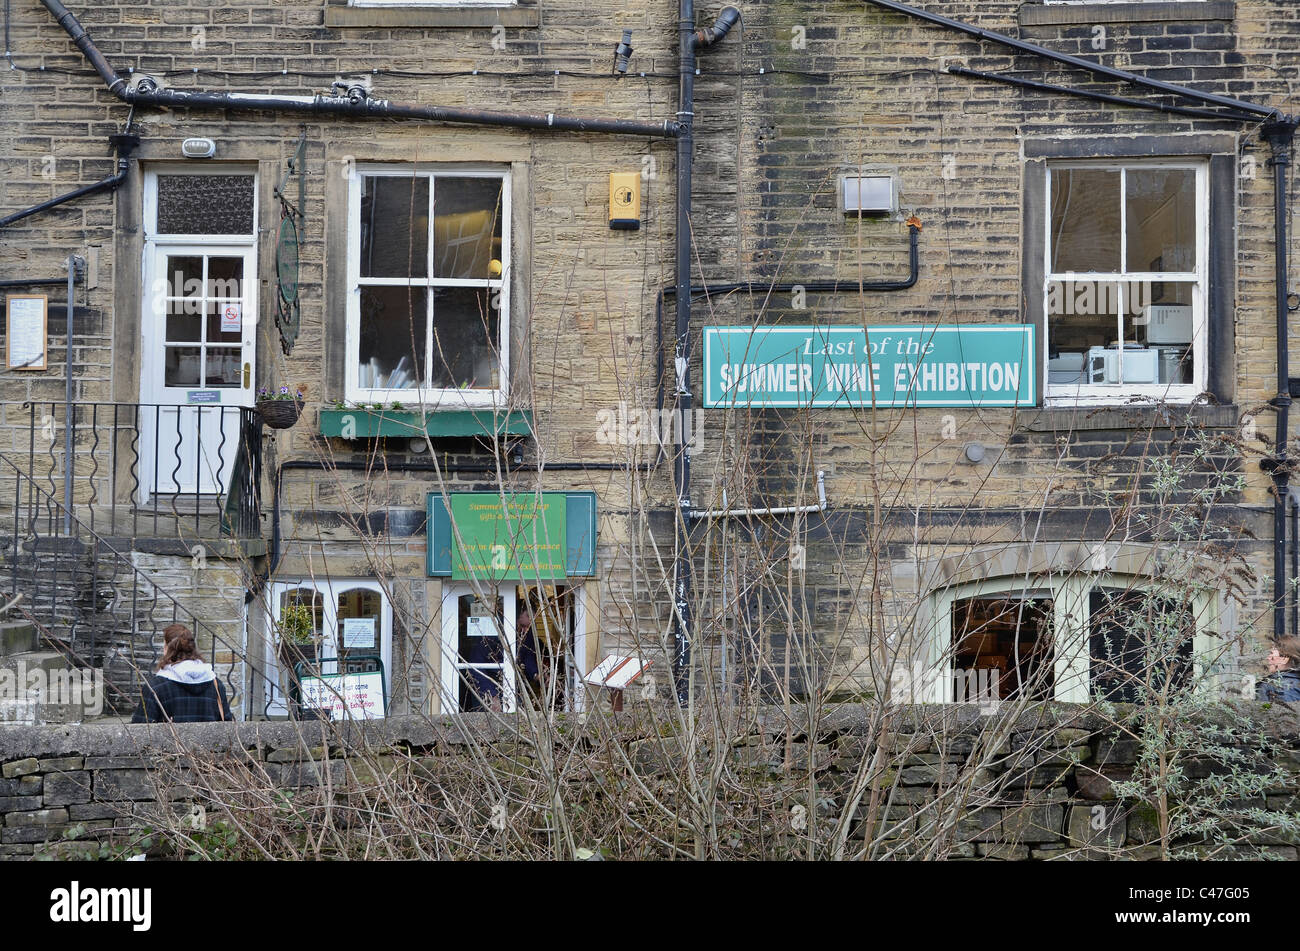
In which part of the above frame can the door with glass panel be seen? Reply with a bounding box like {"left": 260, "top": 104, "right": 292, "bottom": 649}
{"left": 265, "top": 579, "right": 393, "bottom": 717}
{"left": 140, "top": 170, "right": 257, "bottom": 499}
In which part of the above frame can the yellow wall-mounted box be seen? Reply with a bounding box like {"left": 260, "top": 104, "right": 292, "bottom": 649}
{"left": 609, "top": 172, "right": 641, "bottom": 231}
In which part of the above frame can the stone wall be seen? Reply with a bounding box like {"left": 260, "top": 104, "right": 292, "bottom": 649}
{"left": 1, "top": 702, "right": 1296, "bottom": 859}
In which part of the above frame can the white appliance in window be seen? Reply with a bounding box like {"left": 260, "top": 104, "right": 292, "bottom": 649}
{"left": 1145, "top": 305, "right": 1193, "bottom": 345}
{"left": 1086, "top": 345, "right": 1158, "bottom": 384}
{"left": 1048, "top": 352, "right": 1086, "bottom": 385}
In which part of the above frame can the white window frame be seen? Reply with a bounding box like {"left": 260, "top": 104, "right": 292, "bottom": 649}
{"left": 263, "top": 577, "right": 394, "bottom": 718}
{"left": 346, "top": 164, "right": 511, "bottom": 409}
{"left": 1043, "top": 159, "right": 1208, "bottom": 406}
{"left": 920, "top": 574, "right": 1220, "bottom": 703}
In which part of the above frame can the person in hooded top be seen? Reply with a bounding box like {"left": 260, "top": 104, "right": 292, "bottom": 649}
{"left": 131, "top": 623, "right": 233, "bottom": 723}
{"left": 1255, "top": 637, "right": 1300, "bottom": 704}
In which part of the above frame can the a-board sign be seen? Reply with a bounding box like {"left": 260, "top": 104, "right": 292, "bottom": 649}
{"left": 585, "top": 655, "right": 651, "bottom": 690}
{"left": 702, "top": 324, "right": 1036, "bottom": 408}
{"left": 298, "top": 670, "right": 386, "bottom": 720}
{"left": 6, "top": 295, "right": 48, "bottom": 371}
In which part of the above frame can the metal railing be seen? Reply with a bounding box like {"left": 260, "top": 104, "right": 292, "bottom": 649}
{"left": 0, "top": 453, "right": 275, "bottom": 716}
{"left": 15, "top": 401, "right": 262, "bottom": 540}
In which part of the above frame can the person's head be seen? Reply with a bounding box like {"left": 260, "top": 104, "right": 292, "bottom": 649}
{"left": 1267, "top": 637, "right": 1300, "bottom": 674}
{"left": 158, "top": 623, "right": 201, "bottom": 671}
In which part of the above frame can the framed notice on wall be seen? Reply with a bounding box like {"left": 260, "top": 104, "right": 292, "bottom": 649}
{"left": 6, "top": 295, "right": 47, "bottom": 371}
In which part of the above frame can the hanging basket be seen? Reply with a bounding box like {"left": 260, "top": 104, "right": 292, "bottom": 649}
{"left": 257, "top": 397, "right": 304, "bottom": 430}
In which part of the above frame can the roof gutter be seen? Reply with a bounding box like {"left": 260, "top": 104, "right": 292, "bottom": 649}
{"left": 38, "top": 0, "right": 679, "bottom": 139}
{"left": 859, "top": 0, "right": 1281, "bottom": 120}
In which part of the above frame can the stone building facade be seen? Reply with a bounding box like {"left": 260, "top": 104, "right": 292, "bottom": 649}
{"left": 0, "top": 0, "right": 1296, "bottom": 720}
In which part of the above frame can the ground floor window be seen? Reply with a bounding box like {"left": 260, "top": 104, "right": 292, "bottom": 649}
{"left": 439, "top": 583, "right": 584, "bottom": 714}
{"left": 264, "top": 578, "right": 393, "bottom": 717}
{"left": 921, "top": 574, "right": 1209, "bottom": 704}
{"left": 1088, "top": 588, "right": 1194, "bottom": 702}
{"left": 951, "top": 595, "right": 1055, "bottom": 701}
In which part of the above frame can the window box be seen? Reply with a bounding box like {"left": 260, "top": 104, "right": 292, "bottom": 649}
{"left": 318, "top": 407, "right": 532, "bottom": 439}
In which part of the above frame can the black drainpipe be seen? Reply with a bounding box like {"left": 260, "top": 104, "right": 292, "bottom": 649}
{"left": 258, "top": 457, "right": 655, "bottom": 601}
{"left": 671, "top": 4, "right": 741, "bottom": 704}
{"left": 655, "top": 220, "right": 921, "bottom": 461}
{"left": 0, "top": 130, "right": 138, "bottom": 230}
{"left": 1263, "top": 119, "right": 1299, "bottom": 641}
{"left": 39, "top": 0, "right": 678, "bottom": 140}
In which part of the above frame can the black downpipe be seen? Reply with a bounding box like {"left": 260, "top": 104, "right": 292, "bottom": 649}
{"left": 258, "top": 457, "right": 654, "bottom": 600}
{"left": 1292, "top": 492, "right": 1299, "bottom": 638}
{"left": 669, "top": 4, "right": 741, "bottom": 702}
{"left": 39, "top": 0, "right": 678, "bottom": 140}
{"left": 672, "top": 0, "right": 698, "bottom": 705}
{"left": 861, "top": 0, "right": 1278, "bottom": 120}
{"left": 0, "top": 132, "right": 137, "bottom": 231}
{"left": 946, "top": 65, "right": 1259, "bottom": 124}
{"left": 654, "top": 221, "right": 922, "bottom": 459}
{"left": 1265, "top": 119, "right": 1299, "bottom": 641}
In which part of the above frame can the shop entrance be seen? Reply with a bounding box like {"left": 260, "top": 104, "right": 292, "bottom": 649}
{"left": 440, "top": 583, "right": 584, "bottom": 713}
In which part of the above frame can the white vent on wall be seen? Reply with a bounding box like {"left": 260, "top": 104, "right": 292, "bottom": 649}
{"left": 840, "top": 174, "right": 897, "bottom": 216}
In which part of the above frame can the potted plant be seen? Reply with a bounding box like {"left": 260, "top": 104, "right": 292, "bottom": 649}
{"left": 257, "top": 383, "right": 307, "bottom": 430}
{"left": 276, "top": 602, "right": 318, "bottom": 676}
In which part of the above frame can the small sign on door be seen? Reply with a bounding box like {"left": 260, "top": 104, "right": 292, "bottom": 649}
{"left": 220, "top": 303, "right": 243, "bottom": 333}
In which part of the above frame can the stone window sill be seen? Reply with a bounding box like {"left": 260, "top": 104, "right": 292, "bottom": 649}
{"left": 1020, "top": 1, "right": 1235, "bottom": 27}
{"left": 1019, "top": 402, "right": 1238, "bottom": 433}
{"left": 324, "top": 2, "right": 539, "bottom": 28}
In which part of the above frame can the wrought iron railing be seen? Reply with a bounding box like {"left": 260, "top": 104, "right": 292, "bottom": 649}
{"left": 0, "top": 453, "right": 275, "bottom": 716}
{"left": 14, "top": 401, "right": 262, "bottom": 539}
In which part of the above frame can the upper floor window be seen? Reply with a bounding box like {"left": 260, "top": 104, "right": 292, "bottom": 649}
{"left": 351, "top": 1, "right": 515, "bottom": 6}
{"left": 347, "top": 166, "right": 510, "bottom": 407}
{"left": 1044, "top": 160, "right": 1207, "bottom": 405}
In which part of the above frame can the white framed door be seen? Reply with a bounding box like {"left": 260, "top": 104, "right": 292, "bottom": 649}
{"left": 264, "top": 578, "right": 394, "bottom": 718}
{"left": 140, "top": 168, "right": 258, "bottom": 499}
{"left": 439, "top": 583, "right": 587, "bottom": 714}
{"left": 441, "top": 584, "right": 518, "bottom": 714}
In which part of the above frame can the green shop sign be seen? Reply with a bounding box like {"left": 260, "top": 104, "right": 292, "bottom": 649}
{"left": 426, "top": 492, "right": 597, "bottom": 580}
{"left": 702, "top": 325, "right": 1036, "bottom": 409}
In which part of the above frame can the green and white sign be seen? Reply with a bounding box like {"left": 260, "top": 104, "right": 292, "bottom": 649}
{"left": 448, "top": 493, "right": 567, "bottom": 581}
{"left": 702, "top": 325, "right": 1036, "bottom": 408}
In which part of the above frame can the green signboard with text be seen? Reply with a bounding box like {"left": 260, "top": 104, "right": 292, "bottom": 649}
{"left": 449, "top": 493, "right": 565, "bottom": 581}
{"left": 426, "top": 492, "right": 598, "bottom": 581}
{"left": 702, "top": 325, "right": 1036, "bottom": 409}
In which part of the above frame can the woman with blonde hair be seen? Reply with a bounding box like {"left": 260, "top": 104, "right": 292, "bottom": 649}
{"left": 130, "top": 623, "right": 233, "bottom": 722}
